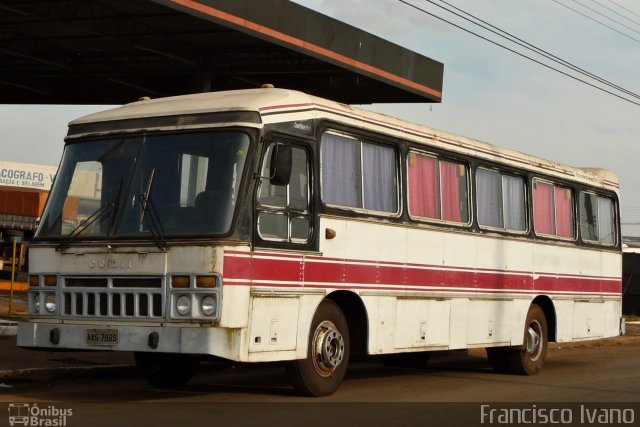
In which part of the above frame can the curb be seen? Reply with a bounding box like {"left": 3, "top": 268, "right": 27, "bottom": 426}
{"left": 0, "top": 364, "right": 137, "bottom": 383}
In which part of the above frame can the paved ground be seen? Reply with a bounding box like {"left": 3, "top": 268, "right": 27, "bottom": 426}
{"left": 0, "top": 335, "right": 133, "bottom": 372}
{"left": 1, "top": 335, "right": 639, "bottom": 427}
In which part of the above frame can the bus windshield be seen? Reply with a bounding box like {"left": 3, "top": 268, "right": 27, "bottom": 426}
{"left": 37, "top": 131, "right": 251, "bottom": 240}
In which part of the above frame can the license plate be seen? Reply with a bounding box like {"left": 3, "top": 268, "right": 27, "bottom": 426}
{"left": 86, "top": 329, "right": 119, "bottom": 346}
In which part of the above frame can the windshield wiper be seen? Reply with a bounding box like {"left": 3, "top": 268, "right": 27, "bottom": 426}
{"left": 139, "top": 169, "right": 168, "bottom": 251}
{"left": 55, "top": 202, "right": 116, "bottom": 252}
{"left": 55, "top": 179, "right": 124, "bottom": 252}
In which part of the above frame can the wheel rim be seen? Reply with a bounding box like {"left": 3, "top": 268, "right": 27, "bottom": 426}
{"left": 526, "top": 319, "right": 543, "bottom": 361}
{"left": 311, "top": 320, "right": 345, "bottom": 377}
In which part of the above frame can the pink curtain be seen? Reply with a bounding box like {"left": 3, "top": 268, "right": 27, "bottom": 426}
{"left": 408, "top": 154, "right": 439, "bottom": 218}
{"left": 555, "top": 187, "right": 574, "bottom": 238}
{"left": 533, "top": 182, "right": 554, "bottom": 235}
{"left": 441, "top": 161, "right": 462, "bottom": 222}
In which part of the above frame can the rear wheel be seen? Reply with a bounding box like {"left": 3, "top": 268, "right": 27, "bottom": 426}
{"left": 506, "top": 304, "right": 548, "bottom": 375}
{"left": 288, "top": 300, "right": 350, "bottom": 396}
{"left": 135, "top": 352, "right": 199, "bottom": 388}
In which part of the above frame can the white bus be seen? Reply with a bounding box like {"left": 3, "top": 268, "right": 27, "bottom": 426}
{"left": 18, "top": 88, "right": 623, "bottom": 396}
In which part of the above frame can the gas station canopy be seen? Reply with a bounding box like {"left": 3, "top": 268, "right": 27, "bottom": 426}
{"left": 0, "top": 0, "right": 444, "bottom": 105}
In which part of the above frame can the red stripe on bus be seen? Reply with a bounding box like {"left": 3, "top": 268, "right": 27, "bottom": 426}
{"left": 303, "top": 260, "right": 345, "bottom": 284}
{"left": 406, "top": 266, "right": 442, "bottom": 287}
{"left": 225, "top": 249, "right": 620, "bottom": 282}
{"left": 475, "top": 271, "right": 533, "bottom": 291}
{"left": 226, "top": 281, "right": 619, "bottom": 297}
{"left": 223, "top": 252, "right": 621, "bottom": 295}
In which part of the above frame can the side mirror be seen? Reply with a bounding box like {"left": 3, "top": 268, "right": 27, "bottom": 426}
{"left": 269, "top": 144, "right": 292, "bottom": 186}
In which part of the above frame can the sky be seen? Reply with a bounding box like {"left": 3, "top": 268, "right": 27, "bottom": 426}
{"left": 1, "top": 0, "right": 639, "bottom": 235}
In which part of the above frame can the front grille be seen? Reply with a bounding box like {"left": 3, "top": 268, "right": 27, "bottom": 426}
{"left": 61, "top": 277, "right": 164, "bottom": 320}
{"left": 65, "top": 278, "right": 108, "bottom": 287}
{"left": 113, "top": 278, "right": 161, "bottom": 288}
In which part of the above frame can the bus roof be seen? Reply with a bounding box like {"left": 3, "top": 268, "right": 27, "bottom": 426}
{"left": 69, "top": 88, "right": 619, "bottom": 190}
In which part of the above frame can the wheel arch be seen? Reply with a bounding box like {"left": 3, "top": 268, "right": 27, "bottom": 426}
{"left": 325, "top": 290, "right": 369, "bottom": 358}
{"left": 531, "top": 295, "right": 557, "bottom": 342}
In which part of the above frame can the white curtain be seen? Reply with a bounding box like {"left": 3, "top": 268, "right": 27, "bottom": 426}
{"left": 476, "top": 168, "right": 503, "bottom": 228}
{"left": 362, "top": 143, "right": 397, "bottom": 212}
{"left": 598, "top": 197, "right": 615, "bottom": 244}
{"left": 321, "top": 133, "right": 360, "bottom": 207}
{"left": 503, "top": 175, "right": 526, "bottom": 231}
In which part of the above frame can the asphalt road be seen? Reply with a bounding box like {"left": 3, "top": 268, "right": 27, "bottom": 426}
{"left": 1, "top": 338, "right": 640, "bottom": 427}
{"left": 2, "top": 342, "right": 639, "bottom": 403}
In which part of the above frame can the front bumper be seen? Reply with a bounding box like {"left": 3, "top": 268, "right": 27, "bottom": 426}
{"left": 17, "top": 322, "right": 243, "bottom": 361}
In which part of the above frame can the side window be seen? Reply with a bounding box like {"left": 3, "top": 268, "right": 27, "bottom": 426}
{"left": 257, "top": 142, "right": 311, "bottom": 243}
{"left": 320, "top": 132, "right": 398, "bottom": 214}
{"left": 407, "top": 151, "right": 468, "bottom": 223}
{"left": 476, "top": 168, "right": 526, "bottom": 232}
{"left": 579, "top": 192, "right": 616, "bottom": 245}
{"left": 533, "top": 179, "right": 575, "bottom": 239}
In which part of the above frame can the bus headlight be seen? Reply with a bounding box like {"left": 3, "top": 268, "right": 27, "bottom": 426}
{"left": 169, "top": 274, "right": 221, "bottom": 321}
{"left": 45, "top": 294, "right": 57, "bottom": 313}
{"left": 176, "top": 295, "right": 191, "bottom": 316}
{"left": 33, "top": 293, "right": 41, "bottom": 312}
{"left": 200, "top": 295, "right": 217, "bottom": 317}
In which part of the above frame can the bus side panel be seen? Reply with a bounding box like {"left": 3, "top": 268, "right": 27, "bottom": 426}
{"left": 603, "top": 250, "right": 623, "bottom": 339}
{"left": 394, "top": 298, "right": 450, "bottom": 349}
{"left": 366, "top": 295, "right": 398, "bottom": 355}
{"left": 243, "top": 293, "right": 325, "bottom": 362}
{"left": 248, "top": 296, "right": 300, "bottom": 353}
{"left": 448, "top": 297, "right": 470, "bottom": 349}
{"left": 603, "top": 300, "right": 622, "bottom": 338}
{"left": 554, "top": 299, "right": 575, "bottom": 342}
{"left": 573, "top": 301, "right": 605, "bottom": 339}
{"left": 602, "top": 251, "right": 622, "bottom": 280}
{"left": 316, "top": 216, "right": 621, "bottom": 356}
{"left": 219, "top": 285, "right": 251, "bottom": 328}
{"left": 344, "top": 218, "right": 408, "bottom": 266}
{"left": 466, "top": 299, "right": 512, "bottom": 346}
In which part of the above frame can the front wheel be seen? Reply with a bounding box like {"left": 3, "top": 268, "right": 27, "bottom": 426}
{"left": 287, "top": 300, "right": 350, "bottom": 396}
{"left": 506, "top": 304, "right": 548, "bottom": 375}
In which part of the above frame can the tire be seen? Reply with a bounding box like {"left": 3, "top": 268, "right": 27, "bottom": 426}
{"left": 382, "top": 351, "right": 431, "bottom": 369}
{"left": 287, "top": 300, "right": 350, "bottom": 397}
{"left": 135, "top": 352, "right": 199, "bottom": 388}
{"left": 506, "top": 304, "right": 548, "bottom": 375}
